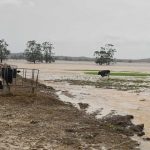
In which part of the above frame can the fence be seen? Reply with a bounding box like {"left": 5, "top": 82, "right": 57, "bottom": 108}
{"left": 0, "top": 65, "right": 39, "bottom": 94}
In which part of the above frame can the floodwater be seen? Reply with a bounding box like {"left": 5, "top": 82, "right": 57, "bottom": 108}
{"left": 5, "top": 59, "right": 150, "bottom": 149}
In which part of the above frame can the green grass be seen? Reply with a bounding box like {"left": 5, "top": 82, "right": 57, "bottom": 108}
{"left": 84, "top": 71, "right": 150, "bottom": 77}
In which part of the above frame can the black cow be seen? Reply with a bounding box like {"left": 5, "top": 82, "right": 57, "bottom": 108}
{"left": 0, "top": 80, "right": 3, "bottom": 89}
{"left": 2, "top": 67, "right": 13, "bottom": 85}
{"left": 1, "top": 67, "right": 20, "bottom": 86}
{"left": 98, "top": 70, "right": 110, "bottom": 77}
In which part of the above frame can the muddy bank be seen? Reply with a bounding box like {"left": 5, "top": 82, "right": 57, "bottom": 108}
{"left": 102, "top": 115, "right": 144, "bottom": 137}
{"left": 2, "top": 60, "right": 150, "bottom": 149}
{"left": 44, "top": 79, "right": 150, "bottom": 149}
{"left": 46, "top": 79, "right": 150, "bottom": 135}
{"left": 0, "top": 80, "right": 142, "bottom": 150}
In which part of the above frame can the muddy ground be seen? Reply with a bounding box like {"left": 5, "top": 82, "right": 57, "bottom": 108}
{"left": 0, "top": 79, "right": 142, "bottom": 150}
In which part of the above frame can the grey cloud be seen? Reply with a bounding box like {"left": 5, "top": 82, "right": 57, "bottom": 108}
{"left": 0, "top": 0, "right": 35, "bottom": 7}
{"left": 0, "top": 0, "right": 21, "bottom": 6}
{"left": 0, "top": 0, "right": 150, "bottom": 59}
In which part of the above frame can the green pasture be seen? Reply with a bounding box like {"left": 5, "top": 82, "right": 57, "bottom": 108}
{"left": 84, "top": 70, "right": 150, "bottom": 77}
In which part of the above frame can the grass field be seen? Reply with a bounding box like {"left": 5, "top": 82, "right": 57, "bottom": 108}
{"left": 84, "top": 70, "right": 150, "bottom": 77}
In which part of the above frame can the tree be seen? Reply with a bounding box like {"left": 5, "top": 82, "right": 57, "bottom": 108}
{"left": 24, "top": 41, "right": 43, "bottom": 63}
{"left": 94, "top": 44, "right": 116, "bottom": 65}
{"left": 42, "top": 42, "right": 55, "bottom": 63}
{"left": 0, "top": 39, "right": 10, "bottom": 63}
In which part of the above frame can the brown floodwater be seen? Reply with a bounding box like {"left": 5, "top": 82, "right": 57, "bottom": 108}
{"left": 5, "top": 59, "right": 150, "bottom": 149}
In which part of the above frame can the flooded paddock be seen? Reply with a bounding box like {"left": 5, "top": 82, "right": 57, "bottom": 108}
{"left": 5, "top": 59, "right": 150, "bottom": 149}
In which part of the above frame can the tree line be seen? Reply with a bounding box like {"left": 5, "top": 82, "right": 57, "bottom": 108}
{"left": 0, "top": 39, "right": 55, "bottom": 63}
{"left": 0, "top": 38, "right": 117, "bottom": 65}
{"left": 24, "top": 40, "right": 55, "bottom": 64}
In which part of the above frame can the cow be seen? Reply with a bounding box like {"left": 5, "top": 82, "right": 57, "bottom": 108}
{"left": 1, "top": 64, "right": 20, "bottom": 87}
{"left": 98, "top": 70, "right": 110, "bottom": 77}
{"left": 0, "top": 80, "right": 3, "bottom": 89}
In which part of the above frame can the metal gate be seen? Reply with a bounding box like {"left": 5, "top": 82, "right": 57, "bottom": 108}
{"left": 0, "top": 64, "right": 39, "bottom": 94}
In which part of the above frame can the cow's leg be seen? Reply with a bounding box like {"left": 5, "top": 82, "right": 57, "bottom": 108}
{"left": 107, "top": 73, "right": 110, "bottom": 80}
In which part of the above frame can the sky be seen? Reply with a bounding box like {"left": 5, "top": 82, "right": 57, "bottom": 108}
{"left": 0, "top": 0, "right": 150, "bottom": 59}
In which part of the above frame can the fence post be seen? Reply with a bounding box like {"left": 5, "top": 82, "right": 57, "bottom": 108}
{"left": 32, "top": 69, "right": 35, "bottom": 93}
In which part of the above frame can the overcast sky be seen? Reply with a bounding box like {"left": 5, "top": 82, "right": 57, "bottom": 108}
{"left": 0, "top": 0, "right": 150, "bottom": 59}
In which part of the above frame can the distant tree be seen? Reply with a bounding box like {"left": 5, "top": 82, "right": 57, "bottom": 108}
{"left": 10, "top": 53, "right": 25, "bottom": 59}
{"left": 94, "top": 44, "right": 116, "bottom": 65}
{"left": 24, "top": 40, "right": 43, "bottom": 63}
{"left": 128, "top": 60, "right": 132, "bottom": 63}
{"left": 42, "top": 42, "right": 55, "bottom": 63}
{"left": 0, "top": 39, "right": 10, "bottom": 63}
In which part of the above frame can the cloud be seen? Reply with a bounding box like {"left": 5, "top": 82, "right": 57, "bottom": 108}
{"left": 0, "top": 0, "right": 35, "bottom": 7}
{"left": 0, "top": 0, "right": 21, "bottom": 6}
{"left": 27, "top": 1, "right": 35, "bottom": 7}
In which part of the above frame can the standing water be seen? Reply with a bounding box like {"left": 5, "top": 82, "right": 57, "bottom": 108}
{"left": 6, "top": 59, "right": 150, "bottom": 150}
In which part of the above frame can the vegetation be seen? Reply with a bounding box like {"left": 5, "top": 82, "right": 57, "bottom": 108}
{"left": 94, "top": 44, "right": 116, "bottom": 65}
{"left": 84, "top": 71, "right": 150, "bottom": 77}
{"left": 24, "top": 41, "right": 43, "bottom": 64}
{"left": 0, "top": 39, "right": 10, "bottom": 63}
{"left": 42, "top": 42, "right": 55, "bottom": 63}
{"left": 9, "top": 53, "right": 150, "bottom": 63}
{"left": 55, "top": 56, "right": 94, "bottom": 61}
{"left": 9, "top": 53, "right": 25, "bottom": 59}
{"left": 24, "top": 41, "right": 55, "bottom": 63}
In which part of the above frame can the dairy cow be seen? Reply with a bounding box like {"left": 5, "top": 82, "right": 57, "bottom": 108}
{"left": 0, "top": 64, "right": 20, "bottom": 87}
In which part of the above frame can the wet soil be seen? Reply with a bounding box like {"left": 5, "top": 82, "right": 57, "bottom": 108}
{"left": 53, "top": 78, "right": 150, "bottom": 92}
{"left": 0, "top": 81, "right": 141, "bottom": 150}
{"left": 2, "top": 60, "right": 150, "bottom": 149}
